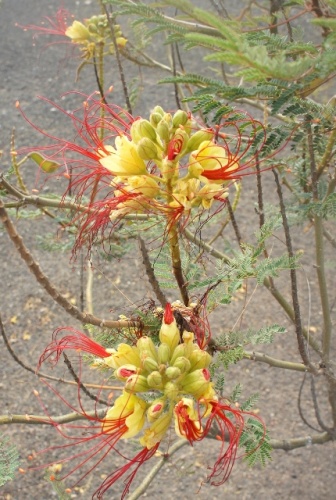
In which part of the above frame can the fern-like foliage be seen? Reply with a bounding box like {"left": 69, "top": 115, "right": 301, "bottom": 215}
{"left": 0, "top": 434, "right": 20, "bottom": 487}
{"left": 240, "top": 419, "right": 272, "bottom": 467}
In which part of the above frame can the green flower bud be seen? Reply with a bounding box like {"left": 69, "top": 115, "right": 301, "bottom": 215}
{"left": 147, "top": 371, "right": 163, "bottom": 389}
{"left": 164, "top": 381, "right": 179, "bottom": 400}
{"left": 170, "top": 344, "right": 187, "bottom": 365}
{"left": 165, "top": 366, "right": 181, "bottom": 380}
{"left": 188, "top": 349, "right": 212, "bottom": 371}
{"left": 137, "top": 138, "right": 159, "bottom": 160}
{"left": 185, "top": 129, "right": 214, "bottom": 154}
{"left": 158, "top": 343, "right": 171, "bottom": 364}
{"left": 173, "top": 356, "right": 191, "bottom": 373}
{"left": 152, "top": 105, "right": 165, "bottom": 117}
{"left": 143, "top": 356, "right": 159, "bottom": 373}
{"left": 172, "top": 110, "right": 189, "bottom": 128}
{"left": 131, "top": 119, "right": 157, "bottom": 143}
{"left": 157, "top": 120, "right": 170, "bottom": 143}
{"left": 180, "top": 369, "right": 211, "bottom": 399}
{"left": 124, "top": 374, "right": 149, "bottom": 393}
{"left": 137, "top": 336, "right": 158, "bottom": 361}
{"left": 150, "top": 112, "right": 163, "bottom": 127}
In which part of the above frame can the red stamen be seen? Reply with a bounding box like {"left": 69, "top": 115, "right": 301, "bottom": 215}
{"left": 163, "top": 303, "right": 174, "bottom": 325}
{"left": 38, "top": 328, "right": 110, "bottom": 369}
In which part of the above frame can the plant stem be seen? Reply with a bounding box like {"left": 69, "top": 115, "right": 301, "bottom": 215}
{"left": 270, "top": 431, "right": 331, "bottom": 450}
{"left": 307, "top": 123, "right": 332, "bottom": 364}
{"left": 169, "top": 223, "right": 189, "bottom": 306}
{"left": 0, "top": 409, "right": 107, "bottom": 426}
{"left": 243, "top": 351, "right": 307, "bottom": 372}
{"left": 102, "top": 1, "right": 132, "bottom": 113}
{"left": 317, "top": 127, "right": 336, "bottom": 178}
{"left": 183, "top": 228, "right": 321, "bottom": 354}
{"left": 273, "top": 170, "right": 315, "bottom": 370}
{"left": 0, "top": 312, "right": 121, "bottom": 390}
{"left": 0, "top": 199, "right": 141, "bottom": 331}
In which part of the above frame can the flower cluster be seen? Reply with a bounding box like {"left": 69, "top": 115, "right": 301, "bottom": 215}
{"left": 37, "top": 304, "right": 260, "bottom": 498}
{"left": 19, "top": 9, "right": 127, "bottom": 60}
{"left": 20, "top": 94, "right": 266, "bottom": 253}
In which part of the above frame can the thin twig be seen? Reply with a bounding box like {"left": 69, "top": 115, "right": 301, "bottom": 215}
{"left": 297, "top": 373, "right": 321, "bottom": 432}
{"left": 63, "top": 353, "right": 108, "bottom": 406}
{"left": 311, "top": 376, "right": 333, "bottom": 432}
{"left": 93, "top": 53, "right": 108, "bottom": 105}
{"left": 243, "top": 351, "right": 307, "bottom": 372}
{"left": 128, "top": 440, "right": 189, "bottom": 500}
{"left": 0, "top": 199, "right": 141, "bottom": 330}
{"left": 269, "top": 431, "right": 331, "bottom": 450}
{"left": 273, "top": 170, "right": 315, "bottom": 371}
{"left": 138, "top": 236, "right": 167, "bottom": 307}
{"left": 0, "top": 312, "right": 120, "bottom": 390}
{"left": 306, "top": 122, "right": 332, "bottom": 364}
{"left": 101, "top": 2, "right": 132, "bottom": 114}
{"left": 227, "top": 198, "right": 243, "bottom": 247}
{"left": 0, "top": 409, "right": 107, "bottom": 426}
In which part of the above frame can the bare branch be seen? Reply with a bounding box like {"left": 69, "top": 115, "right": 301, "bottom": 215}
{"left": 273, "top": 170, "right": 316, "bottom": 371}
{"left": 138, "top": 236, "right": 167, "bottom": 307}
{"left": 0, "top": 409, "right": 106, "bottom": 426}
{"left": 0, "top": 199, "right": 142, "bottom": 331}
{"left": 243, "top": 351, "right": 307, "bottom": 372}
{"left": 0, "top": 312, "right": 121, "bottom": 391}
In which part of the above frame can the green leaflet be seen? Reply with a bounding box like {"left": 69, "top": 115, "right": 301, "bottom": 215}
{"left": 0, "top": 434, "right": 20, "bottom": 487}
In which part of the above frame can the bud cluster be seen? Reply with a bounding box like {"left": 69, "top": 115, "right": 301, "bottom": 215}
{"left": 102, "top": 304, "right": 215, "bottom": 449}
{"left": 99, "top": 106, "right": 238, "bottom": 220}
{"left": 65, "top": 15, "right": 127, "bottom": 60}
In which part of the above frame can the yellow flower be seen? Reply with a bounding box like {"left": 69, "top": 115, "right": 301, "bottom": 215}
{"left": 189, "top": 141, "right": 239, "bottom": 182}
{"left": 100, "top": 136, "right": 148, "bottom": 176}
{"left": 103, "top": 392, "right": 147, "bottom": 439}
{"left": 174, "top": 398, "right": 203, "bottom": 440}
{"left": 123, "top": 175, "right": 160, "bottom": 198}
{"left": 140, "top": 411, "right": 172, "bottom": 449}
{"left": 65, "top": 21, "right": 91, "bottom": 43}
{"left": 104, "top": 343, "right": 141, "bottom": 369}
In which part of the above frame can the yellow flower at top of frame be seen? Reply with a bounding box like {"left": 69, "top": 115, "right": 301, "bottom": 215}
{"left": 65, "top": 20, "right": 91, "bottom": 43}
